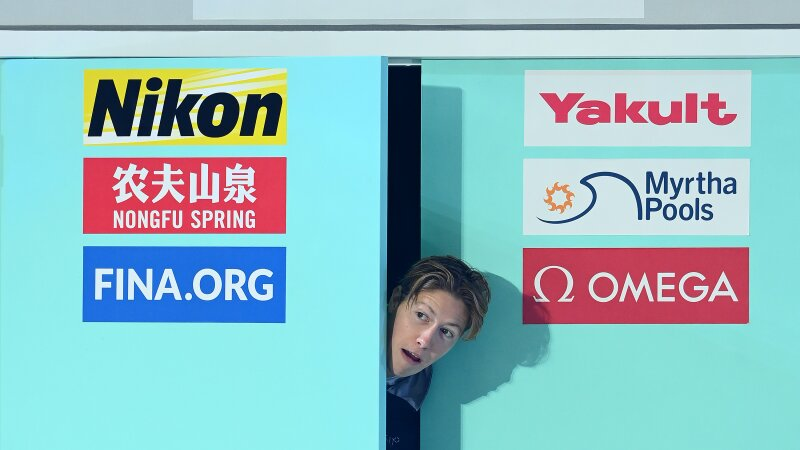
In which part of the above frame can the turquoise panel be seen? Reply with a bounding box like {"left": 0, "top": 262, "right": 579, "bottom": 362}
{"left": 421, "top": 59, "right": 799, "bottom": 450}
{"left": 0, "top": 57, "right": 387, "bottom": 450}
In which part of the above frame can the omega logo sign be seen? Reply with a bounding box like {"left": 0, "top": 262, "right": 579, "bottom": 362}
{"left": 522, "top": 248, "right": 749, "bottom": 324}
{"left": 531, "top": 265, "right": 738, "bottom": 304}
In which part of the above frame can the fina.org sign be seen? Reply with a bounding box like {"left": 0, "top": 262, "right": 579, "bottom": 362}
{"left": 83, "top": 246, "right": 286, "bottom": 323}
{"left": 524, "top": 70, "right": 751, "bottom": 147}
{"left": 523, "top": 159, "right": 749, "bottom": 235}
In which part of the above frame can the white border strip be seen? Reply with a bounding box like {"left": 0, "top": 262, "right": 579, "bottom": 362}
{"left": 2, "top": 30, "right": 800, "bottom": 58}
{"left": 191, "top": 0, "right": 645, "bottom": 21}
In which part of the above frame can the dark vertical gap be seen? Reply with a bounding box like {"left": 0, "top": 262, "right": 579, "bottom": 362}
{"left": 386, "top": 65, "right": 421, "bottom": 450}
{"left": 387, "top": 65, "right": 421, "bottom": 292}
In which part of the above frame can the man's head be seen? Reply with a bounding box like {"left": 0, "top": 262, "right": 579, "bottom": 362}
{"left": 388, "top": 256, "right": 490, "bottom": 378}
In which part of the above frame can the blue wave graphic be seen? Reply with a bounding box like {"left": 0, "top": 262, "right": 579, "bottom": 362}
{"left": 538, "top": 171, "right": 643, "bottom": 224}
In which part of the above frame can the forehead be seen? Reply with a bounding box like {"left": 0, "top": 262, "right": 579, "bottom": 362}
{"left": 412, "top": 289, "right": 469, "bottom": 328}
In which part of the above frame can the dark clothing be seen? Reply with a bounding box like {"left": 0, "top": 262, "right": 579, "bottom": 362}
{"left": 386, "top": 392, "right": 420, "bottom": 450}
{"left": 386, "top": 367, "right": 431, "bottom": 450}
{"left": 386, "top": 366, "right": 432, "bottom": 411}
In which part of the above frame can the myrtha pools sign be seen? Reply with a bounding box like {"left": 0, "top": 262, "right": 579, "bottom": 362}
{"left": 523, "top": 159, "right": 749, "bottom": 235}
{"left": 524, "top": 70, "right": 751, "bottom": 147}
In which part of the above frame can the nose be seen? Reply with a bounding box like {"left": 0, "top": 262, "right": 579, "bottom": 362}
{"left": 416, "top": 326, "right": 436, "bottom": 349}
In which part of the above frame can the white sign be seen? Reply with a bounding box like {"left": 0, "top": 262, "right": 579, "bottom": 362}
{"left": 524, "top": 70, "right": 751, "bottom": 147}
{"left": 193, "top": 0, "right": 644, "bottom": 21}
{"left": 522, "top": 159, "right": 750, "bottom": 235}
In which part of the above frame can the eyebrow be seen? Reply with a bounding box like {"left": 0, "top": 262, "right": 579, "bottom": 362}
{"left": 417, "top": 299, "right": 464, "bottom": 333}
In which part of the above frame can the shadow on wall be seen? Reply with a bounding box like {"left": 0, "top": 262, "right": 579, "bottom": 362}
{"left": 423, "top": 273, "right": 551, "bottom": 450}
{"left": 420, "top": 85, "right": 462, "bottom": 258}
{"left": 420, "top": 85, "right": 551, "bottom": 450}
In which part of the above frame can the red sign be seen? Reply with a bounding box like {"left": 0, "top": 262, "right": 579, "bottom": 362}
{"left": 84, "top": 157, "right": 286, "bottom": 234}
{"left": 522, "top": 248, "right": 748, "bottom": 324}
{"left": 539, "top": 92, "right": 737, "bottom": 126}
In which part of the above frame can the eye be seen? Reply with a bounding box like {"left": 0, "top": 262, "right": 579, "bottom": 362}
{"left": 441, "top": 328, "right": 455, "bottom": 339}
{"left": 415, "top": 311, "right": 428, "bottom": 321}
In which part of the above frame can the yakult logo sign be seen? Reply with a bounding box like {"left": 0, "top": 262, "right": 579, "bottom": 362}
{"left": 523, "top": 159, "right": 749, "bottom": 235}
{"left": 523, "top": 248, "right": 749, "bottom": 324}
{"left": 524, "top": 70, "right": 751, "bottom": 146}
{"left": 84, "top": 69, "right": 287, "bottom": 145}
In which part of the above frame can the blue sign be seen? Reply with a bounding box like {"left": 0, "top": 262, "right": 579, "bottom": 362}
{"left": 83, "top": 246, "right": 286, "bottom": 322}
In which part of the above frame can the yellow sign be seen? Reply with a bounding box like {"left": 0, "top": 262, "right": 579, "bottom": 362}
{"left": 84, "top": 69, "right": 287, "bottom": 145}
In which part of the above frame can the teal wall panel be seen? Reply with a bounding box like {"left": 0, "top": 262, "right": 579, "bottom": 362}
{"left": 0, "top": 57, "right": 387, "bottom": 450}
{"left": 421, "top": 59, "right": 800, "bottom": 449}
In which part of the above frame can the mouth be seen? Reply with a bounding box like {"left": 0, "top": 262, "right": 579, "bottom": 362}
{"left": 402, "top": 349, "right": 422, "bottom": 364}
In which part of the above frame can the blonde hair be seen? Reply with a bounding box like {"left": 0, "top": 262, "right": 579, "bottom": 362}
{"left": 389, "top": 256, "right": 490, "bottom": 340}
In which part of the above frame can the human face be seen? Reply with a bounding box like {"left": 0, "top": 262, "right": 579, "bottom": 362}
{"left": 388, "top": 289, "right": 468, "bottom": 378}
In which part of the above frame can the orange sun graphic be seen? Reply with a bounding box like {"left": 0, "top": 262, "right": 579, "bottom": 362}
{"left": 543, "top": 181, "right": 575, "bottom": 214}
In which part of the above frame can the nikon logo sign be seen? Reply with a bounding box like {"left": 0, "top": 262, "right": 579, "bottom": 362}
{"left": 83, "top": 69, "right": 287, "bottom": 145}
